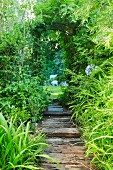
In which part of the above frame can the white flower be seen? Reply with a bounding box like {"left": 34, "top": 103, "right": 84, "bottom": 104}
{"left": 85, "top": 64, "right": 98, "bottom": 75}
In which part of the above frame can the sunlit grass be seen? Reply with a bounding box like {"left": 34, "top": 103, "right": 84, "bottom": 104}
{"left": 43, "top": 86, "right": 63, "bottom": 98}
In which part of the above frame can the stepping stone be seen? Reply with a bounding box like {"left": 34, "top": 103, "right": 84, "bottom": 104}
{"left": 46, "top": 138, "right": 84, "bottom": 145}
{"left": 41, "top": 117, "right": 74, "bottom": 128}
{"left": 48, "top": 105, "right": 62, "bottom": 107}
{"left": 44, "top": 111, "right": 71, "bottom": 116}
{"left": 64, "top": 165, "right": 92, "bottom": 170}
{"left": 43, "top": 128, "right": 81, "bottom": 138}
{"left": 48, "top": 105, "right": 63, "bottom": 108}
{"left": 42, "top": 163, "right": 64, "bottom": 170}
{"left": 48, "top": 106, "right": 64, "bottom": 112}
{"left": 44, "top": 115, "right": 71, "bottom": 118}
{"left": 40, "top": 102, "right": 93, "bottom": 169}
{"left": 44, "top": 117, "right": 71, "bottom": 123}
{"left": 42, "top": 122, "right": 75, "bottom": 128}
{"left": 43, "top": 153, "right": 91, "bottom": 164}
{"left": 45, "top": 145, "right": 86, "bottom": 154}
{"left": 42, "top": 164, "right": 91, "bottom": 170}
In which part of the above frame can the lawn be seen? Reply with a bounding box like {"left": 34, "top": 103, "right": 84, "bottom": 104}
{"left": 43, "top": 86, "right": 63, "bottom": 98}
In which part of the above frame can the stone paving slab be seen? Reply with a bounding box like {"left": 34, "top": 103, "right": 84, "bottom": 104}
{"left": 42, "top": 122, "right": 75, "bottom": 128}
{"left": 43, "top": 128, "right": 81, "bottom": 138}
{"left": 42, "top": 163, "right": 65, "bottom": 170}
{"left": 46, "top": 137, "right": 84, "bottom": 145}
{"left": 42, "top": 118, "right": 74, "bottom": 128}
{"left": 42, "top": 164, "right": 92, "bottom": 170}
{"left": 44, "top": 115, "right": 71, "bottom": 118}
{"left": 43, "top": 153, "right": 91, "bottom": 163}
{"left": 48, "top": 105, "right": 63, "bottom": 107}
{"left": 45, "top": 145, "right": 86, "bottom": 154}
{"left": 48, "top": 106, "right": 64, "bottom": 112}
{"left": 65, "top": 165, "right": 93, "bottom": 170}
{"left": 43, "top": 117, "right": 72, "bottom": 123}
{"left": 48, "top": 105, "right": 63, "bottom": 108}
{"left": 44, "top": 111, "right": 72, "bottom": 116}
{"left": 41, "top": 104, "right": 93, "bottom": 170}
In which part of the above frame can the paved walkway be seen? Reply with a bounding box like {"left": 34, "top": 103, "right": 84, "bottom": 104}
{"left": 39, "top": 101, "right": 93, "bottom": 170}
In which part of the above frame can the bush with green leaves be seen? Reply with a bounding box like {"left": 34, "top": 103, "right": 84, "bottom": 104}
{"left": 0, "top": 112, "right": 48, "bottom": 170}
{"left": 65, "top": 59, "right": 113, "bottom": 169}
{"left": 0, "top": 76, "right": 50, "bottom": 124}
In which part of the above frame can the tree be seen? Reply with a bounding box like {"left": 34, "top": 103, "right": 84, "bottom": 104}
{"left": 33, "top": 0, "right": 113, "bottom": 75}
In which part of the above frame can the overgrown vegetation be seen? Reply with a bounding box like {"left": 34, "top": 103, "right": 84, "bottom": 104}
{"left": 0, "top": 0, "right": 50, "bottom": 123}
{"left": 0, "top": 112, "right": 47, "bottom": 170}
{"left": 0, "top": 0, "right": 50, "bottom": 169}
{"left": 1, "top": 78, "right": 50, "bottom": 123}
{"left": 67, "top": 59, "right": 113, "bottom": 169}
{"left": 1, "top": 0, "right": 113, "bottom": 169}
{"left": 32, "top": 0, "right": 113, "bottom": 169}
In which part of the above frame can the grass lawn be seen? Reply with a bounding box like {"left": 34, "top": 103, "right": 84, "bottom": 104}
{"left": 43, "top": 86, "right": 63, "bottom": 98}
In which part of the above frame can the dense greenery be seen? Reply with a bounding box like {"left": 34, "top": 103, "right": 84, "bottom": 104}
{"left": 0, "top": 1, "right": 50, "bottom": 169}
{"left": 0, "top": 112, "right": 47, "bottom": 170}
{"left": 0, "top": 0, "right": 50, "bottom": 123}
{"left": 32, "top": 0, "right": 113, "bottom": 169}
{"left": 1, "top": 77, "right": 50, "bottom": 123}
{"left": 68, "top": 59, "right": 113, "bottom": 169}
{"left": 1, "top": 0, "right": 113, "bottom": 169}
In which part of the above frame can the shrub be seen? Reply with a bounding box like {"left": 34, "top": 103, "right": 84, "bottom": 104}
{"left": 0, "top": 76, "right": 50, "bottom": 124}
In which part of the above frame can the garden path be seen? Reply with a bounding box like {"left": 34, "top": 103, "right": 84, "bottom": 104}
{"left": 39, "top": 99, "right": 93, "bottom": 170}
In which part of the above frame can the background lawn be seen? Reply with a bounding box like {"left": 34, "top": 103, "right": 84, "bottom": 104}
{"left": 43, "top": 86, "right": 63, "bottom": 98}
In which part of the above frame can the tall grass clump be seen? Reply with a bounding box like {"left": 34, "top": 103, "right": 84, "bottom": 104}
{"left": 0, "top": 112, "right": 48, "bottom": 170}
{"left": 67, "top": 59, "right": 113, "bottom": 169}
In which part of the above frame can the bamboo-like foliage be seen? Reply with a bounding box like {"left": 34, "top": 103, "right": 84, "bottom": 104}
{"left": 68, "top": 59, "right": 113, "bottom": 169}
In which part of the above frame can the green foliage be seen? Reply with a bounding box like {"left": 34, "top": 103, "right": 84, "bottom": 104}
{"left": 0, "top": 77, "right": 50, "bottom": 123}
{"left": 34, "top": 0, "right": 113, "bottom": 75}
{"left": 0, "top": 112, "right": 47, "bottom": 170}
{"left": 31, "top": 24, "right": 65, "bottom": 80}
{"left": 1, "top": 0, "right": 113, "bottom": 169}
{"left": 0, "top": 55, "right": 19, "bottom": 87}
{"left": 66, "top": 60, "right": 113, "bottom": 169}
{"left": 0, "top": 0, "right": 51, "bottom": 132}
{"left": 44, "top": 86, "right": 63, "bottom": 99}
{"left": 35, "top": 1, "right": 113, "bottom": 168}
{"left": 0, "top": 0, "right": 35, "bottom": 56}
